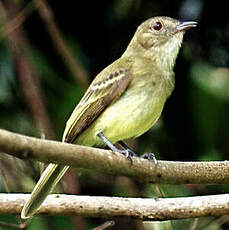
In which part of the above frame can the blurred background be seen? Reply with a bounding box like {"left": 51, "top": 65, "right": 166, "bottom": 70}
{"left": 0, "top": 0, "right": 229, "bottom": 229}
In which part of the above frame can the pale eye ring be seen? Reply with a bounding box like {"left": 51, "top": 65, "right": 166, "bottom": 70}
{"left": 152, "top": 21, "right": 162, "bottom": 31}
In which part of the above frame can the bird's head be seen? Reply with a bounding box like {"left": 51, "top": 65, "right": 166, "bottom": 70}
{"left": 123, "top": 16, "right": 197, "bottom": 71}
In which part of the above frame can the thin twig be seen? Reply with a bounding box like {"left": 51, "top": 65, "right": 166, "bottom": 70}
{"left": 0, "top": 128, "right": 229, "bottom": 184}
{"left": 2, "top": 1, "right": 57, "bottom": 140}
{"left": 0, "top": 221, "right": 26, "bottom": 229}
{"left": 188, "top": 218, "right": 199, "bottom": 230}
{"left": 34, "top": 0, "right": 89, "bottom": 88}
{"left": 92, "top": 220, "right": 115, "bottom": 230}
{"left": 0, "top": 1, "right": 35, "bottom": 38}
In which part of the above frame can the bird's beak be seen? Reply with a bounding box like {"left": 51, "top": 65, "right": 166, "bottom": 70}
{"left": 175, "top": 21, "right": 197, "bottom": 32}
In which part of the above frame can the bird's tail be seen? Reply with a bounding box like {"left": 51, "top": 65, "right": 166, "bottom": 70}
{"left": 21, "top": 163, "right": 69, "bottom": 219}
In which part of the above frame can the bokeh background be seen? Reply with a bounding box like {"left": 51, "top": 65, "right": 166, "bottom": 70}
{"left": 0, "top": 0, "right": 229, "bottom": 229}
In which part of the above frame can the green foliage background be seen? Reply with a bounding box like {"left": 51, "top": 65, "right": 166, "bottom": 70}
{"left": 0, "top": 0, "right": 229, "bottom": 229}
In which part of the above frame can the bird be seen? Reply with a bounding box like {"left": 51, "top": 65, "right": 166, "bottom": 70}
{"left": 21, "top": 16, "right": 197, "bottom": 219}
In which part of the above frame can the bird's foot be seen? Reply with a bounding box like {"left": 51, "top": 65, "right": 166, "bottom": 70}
{"left": 97, "top": 132, "right": 157, "bottom": 164}
{"left": 113, "top": 148, "right": 136, "bottom": 163}
{"left": 140, "top": 153, "right": 157, "bottom": 164}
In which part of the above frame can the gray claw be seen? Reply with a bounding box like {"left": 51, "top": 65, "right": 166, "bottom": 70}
{"left": 141, "top": 153, "right": 157, "bottom": 164}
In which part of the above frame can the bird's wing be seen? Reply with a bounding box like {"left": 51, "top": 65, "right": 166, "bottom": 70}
{"left": 63, "top": 65, "right": 132, "bottom": 143}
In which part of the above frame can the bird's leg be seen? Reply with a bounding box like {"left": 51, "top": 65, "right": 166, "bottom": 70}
{"left": 97, "top": 132, "right": 135, "bottom": 161}
{"left": 97, "top": 132, "right": 157, "bottom": 164}
{"left": 119, "top": 141, "right": 157, "bottom": 164}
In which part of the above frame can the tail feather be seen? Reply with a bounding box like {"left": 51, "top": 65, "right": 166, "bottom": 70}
{"left": 21, "top": 164, "right": 69, "bottom": 219}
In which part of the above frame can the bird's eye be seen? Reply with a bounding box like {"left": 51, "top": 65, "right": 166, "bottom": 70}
{"left": 152, "top": 21, "right": 162, "bottom": 31}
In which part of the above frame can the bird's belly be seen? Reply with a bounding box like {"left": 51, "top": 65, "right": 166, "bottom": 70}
{"left": 75, "top": 88, "right": 167, "bottom": 147}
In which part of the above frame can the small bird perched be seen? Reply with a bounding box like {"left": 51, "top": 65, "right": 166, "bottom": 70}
{"left": 21, "top": 16, "right": 197, "bottom": 219}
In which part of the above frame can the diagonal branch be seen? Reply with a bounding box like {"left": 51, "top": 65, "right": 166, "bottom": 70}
{"left": 1, "top": 1, "right": 56, "bottom": 140}
{"left": 1, "top": 193, "right": 229, "bottom": 220}
{"left": 34, "top": 0, "right": 89, "bottom": 88}
{"left": 0, "top": 128, "right": 229, "bottom": 184}
{"left": 0, "top": 1, "right": 35, "bottom": 38}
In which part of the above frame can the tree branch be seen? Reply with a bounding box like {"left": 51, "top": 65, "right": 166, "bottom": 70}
{"left": 0, "top": 129, "right": 229, "bottom": 184}
{"left": 1, "top": 193, "right": 229, "bottom": 220}
{"left": 34, "top": 0, "right": 89, "bottom": 88}
{"left": 1, "top": 2, "right": 57, "bottom": 140}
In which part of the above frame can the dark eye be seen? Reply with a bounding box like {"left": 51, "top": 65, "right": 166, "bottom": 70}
{"left": 152, "top": 21, "right": 162, "bottom": 31}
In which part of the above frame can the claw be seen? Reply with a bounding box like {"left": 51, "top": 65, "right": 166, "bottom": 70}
{"left": 119, "top": 149, "right": 134, "bottom": 164}
{"left": 140, "top": 153, "right": 157, "bottom": 164}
